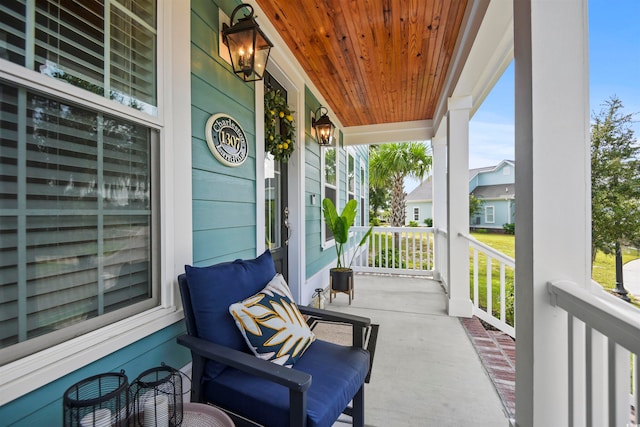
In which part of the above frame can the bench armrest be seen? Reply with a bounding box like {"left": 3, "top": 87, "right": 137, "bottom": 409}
{"left": 177, "top": 335, "right": 311, "bottom": 392}
{"left": 299, "top": 306, "right": 371, "bottom": 348}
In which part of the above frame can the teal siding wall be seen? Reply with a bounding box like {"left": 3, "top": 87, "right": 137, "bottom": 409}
{"left": 477, "top": 163, "right": 514, "bottom": 186}
{"left": 191, "top": 0, "right": 259, "bottom": 266}
{"left": 472, "top": 199, "right": 515, "bottom": 229}
{"left": 0, "top": 323, "right": 189, "bottom": 426}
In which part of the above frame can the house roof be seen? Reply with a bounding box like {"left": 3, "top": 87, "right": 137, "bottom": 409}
{"left": 469, "top": 160, "right": 515, "bottom": 180}
{"left": 406, "top": 176, "right": 433, "bottom": 201}
{"left": 407, "top": 160, "right": 515, "bottom": 202}
{"left": 471, "top": 184, "right": 515, "bottom": 199}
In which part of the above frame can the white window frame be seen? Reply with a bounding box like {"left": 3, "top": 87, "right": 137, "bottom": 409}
{"left": 321, "top": 145, "right": 339, "bottom": 247}
{"left": 347, "top": 149, "right": 355, "bottom": 201}
{"left": 485, "top": 205, "right": 495, "bottom": 224}
{"left": 0, "top": 0, "right": 192, "bottom": 405}
{"left": 413, "top": 207, "right": 420, "bottom": 221}
{"left": 360, "top": 160, "right": 366, "bottom": 226}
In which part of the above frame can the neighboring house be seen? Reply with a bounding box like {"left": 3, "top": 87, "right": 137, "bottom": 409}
{"left": 406, "top": 160, "right": 515, "bottom": 231}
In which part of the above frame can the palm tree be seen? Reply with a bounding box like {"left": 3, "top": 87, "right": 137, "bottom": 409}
{"left": 369, "top": 142, "right": 432, "bottom": 227}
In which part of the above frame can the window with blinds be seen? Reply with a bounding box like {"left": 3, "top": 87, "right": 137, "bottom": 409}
{"left": 0, "top": 0, "right": 158, "bottom": 365}
{"left": 0, "top": 0, "right": 157, "bottom": 115}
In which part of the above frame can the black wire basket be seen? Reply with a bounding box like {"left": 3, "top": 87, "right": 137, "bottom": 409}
{"left": 63, "top": 371, "right": 129, "bottom": 427}
{"left": 129, "top": 364, "right": 183, "bottom": 427}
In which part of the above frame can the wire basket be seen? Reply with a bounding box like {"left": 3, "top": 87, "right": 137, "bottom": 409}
{"left": 130, "top": 364, "right": 183, "bottom": 427}
{"left": 63, "top": 371, "right": 129, "bottom": 427}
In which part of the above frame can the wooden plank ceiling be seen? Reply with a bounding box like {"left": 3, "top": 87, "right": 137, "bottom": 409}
{"left": 255, "top": 0, "right": 469, "bottom": 127}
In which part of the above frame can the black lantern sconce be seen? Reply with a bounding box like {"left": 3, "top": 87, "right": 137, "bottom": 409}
{"left": 312, "top": 106, "right": 336, "bottom": 146}
{"left": 222, "top": 4, "right": 273, "bottom": 82}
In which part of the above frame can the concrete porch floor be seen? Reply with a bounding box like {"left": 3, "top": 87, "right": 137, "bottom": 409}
{"left": 327, "top": 274, "right": 510, "bottom": 427}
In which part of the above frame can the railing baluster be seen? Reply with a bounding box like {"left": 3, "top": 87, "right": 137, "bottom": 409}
{"left": 500, "top": 263, "right": 506, "bottom": 322}
{"left": 632, "top": 353, "right": 640, "bottom": 424}
{"left": 377, "top": 231, "right": 382, "bottom": 268}
{"left": 608, "top": 338, "right": 616, "bottom": 427}
{"left": 473, "top": 249, "right": 479, "bottom": 308}
{"left": 635, "top": 353, "right": 639, "bottom": 427}
{"left": 412, "top": 231, "right": 416, "bottom": 270}
{"left": 486, "top": 257, "right": 492, "bottom": 317}
{"left": 586, "top": 325, "right": 593, "bottom": 427}
{"left": 568, "top": 314, "right": 574, "bottom": 427}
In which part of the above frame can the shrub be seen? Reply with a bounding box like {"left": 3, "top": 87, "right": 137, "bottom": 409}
{"left": 423, "top": 218, "right": 433, "bottom": 227}
{"left": 408, "top": 220, "right": 419, "bottom": 227}
{"left": 370, "top": 217, "right": 381, "bottom": 226}
{"left": 374, "top": 248, "right": 406, "bottom": 269}
{"left": 503, "top": 223, "right": 515, "bottom": 235}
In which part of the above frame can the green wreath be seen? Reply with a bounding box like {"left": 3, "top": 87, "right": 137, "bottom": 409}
{"left": 265, "top": 90, "right": 295, "bottom": 162}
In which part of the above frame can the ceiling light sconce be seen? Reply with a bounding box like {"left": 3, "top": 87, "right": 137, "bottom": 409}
{"left": 221, "top": 4, "right": 273, "bottom": 82}
{"left": 312, "top": 106, "right": 336, "bottom": 146}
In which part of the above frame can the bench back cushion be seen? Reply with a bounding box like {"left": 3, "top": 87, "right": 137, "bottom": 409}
{"left": 184, "top": 250, "right": 276, "bottom": 379}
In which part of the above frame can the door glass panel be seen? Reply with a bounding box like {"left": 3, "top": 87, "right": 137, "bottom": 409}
{"left": 265, "top": 153, "right": 281, "bottom": 249}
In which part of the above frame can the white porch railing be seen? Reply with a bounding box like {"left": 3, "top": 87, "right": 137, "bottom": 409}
{"left": 549, "top": 280, "right": 640, "bottom": 426}
{"left": 434, "top": 227, "right": 449, "bottom": 292}
{"left": 350, "top": 226, "right": 434, "bottom": 276}
{"left": 460, "top": 233, "right": 515, "bottom": 337}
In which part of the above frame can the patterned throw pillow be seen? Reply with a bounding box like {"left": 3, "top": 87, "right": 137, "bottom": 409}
{"left": 229, "top": 274, "right": 316, "bottom": 367}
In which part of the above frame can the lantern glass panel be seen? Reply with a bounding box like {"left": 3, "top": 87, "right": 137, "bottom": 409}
{"left": 226, "top": 29, "right": 256, "bottom": 80}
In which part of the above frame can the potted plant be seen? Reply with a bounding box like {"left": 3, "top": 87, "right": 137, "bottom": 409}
{"left": 322, "top": 198, "right": 373, "bottom": 295}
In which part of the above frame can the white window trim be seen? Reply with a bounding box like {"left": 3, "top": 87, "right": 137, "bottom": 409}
{"left": 359, "top": 159, "right": 366, "bottom": 226}
{"left": 485, "top": 205, "right": 495, "bottom": 224}
{"left": 347, "top": 148, "right": 356, "bottom": 199}
{"left": 321, "top": 145, "right": 339, "bottom": 249}
{"left": 0, "top": 0, "right": 193, "bottom": 405}
{"left": 414, "top": 207, "right": 420, "bottom": 221}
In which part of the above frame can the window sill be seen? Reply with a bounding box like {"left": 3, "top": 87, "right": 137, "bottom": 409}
{"left": 0, "top": 306, "right": 183, "bottom": 406}
{"left": 322, "top": 239, "right": 336, "bottom": 251}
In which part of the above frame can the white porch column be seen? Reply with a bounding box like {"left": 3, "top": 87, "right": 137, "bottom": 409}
{"left": 446, "top": 96, "right": 473, "bottom": 318}
{"left": 431, "top": 130, "right": 447, "bottom": 283}
{"left": 514, "top": 0, "right": 591, "bottom": 426}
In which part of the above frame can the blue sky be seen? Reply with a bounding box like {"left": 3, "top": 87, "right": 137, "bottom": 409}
{"left": 468, "top": 0, "right": 640, "bottom": 169}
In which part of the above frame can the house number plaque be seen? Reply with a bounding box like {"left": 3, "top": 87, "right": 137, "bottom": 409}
{"left": 205, "top": 113, "right": 248, "bottom": 167}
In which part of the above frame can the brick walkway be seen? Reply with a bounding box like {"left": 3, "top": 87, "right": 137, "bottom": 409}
{"left": 461, "top": 316, "right": 516, "bottom": 420}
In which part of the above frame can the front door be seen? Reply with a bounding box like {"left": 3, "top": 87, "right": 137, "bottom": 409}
{"left": 264, "top": 73, "right": 289, "bottom": 282}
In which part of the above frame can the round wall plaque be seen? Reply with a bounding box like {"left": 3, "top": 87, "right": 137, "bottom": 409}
{"left": 205, "top": 113, "right": 248, "bottom": 167}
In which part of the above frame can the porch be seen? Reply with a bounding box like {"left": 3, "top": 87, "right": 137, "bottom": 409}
{"left": 325, "top": 273, "right": 510, "bottom": 426}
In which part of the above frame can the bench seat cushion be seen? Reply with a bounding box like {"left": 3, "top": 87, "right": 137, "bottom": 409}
{"left": 203, "top": 339, "right": 370, "bottom": 427}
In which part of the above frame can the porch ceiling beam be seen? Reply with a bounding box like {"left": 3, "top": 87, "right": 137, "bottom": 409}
{"left": 342, "top": 120, "right": 434, "bottom": 146}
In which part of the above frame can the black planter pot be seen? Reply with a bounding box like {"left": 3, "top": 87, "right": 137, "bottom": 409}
{"left": 330, "top": 268, "right": 354, "bottom": 304}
